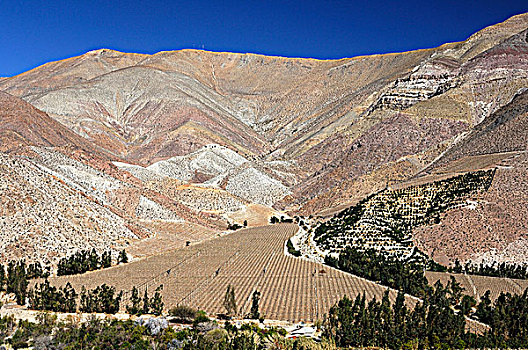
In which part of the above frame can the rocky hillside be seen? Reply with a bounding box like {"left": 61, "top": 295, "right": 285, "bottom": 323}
{"left": 1, "top": 13, "right": 528, "bottom": 266}
{"left": 0, "top": 93, "right": 257, "bottom": 265}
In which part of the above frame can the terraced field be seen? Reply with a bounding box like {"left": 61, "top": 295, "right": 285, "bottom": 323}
{"left": 47, "top": 224, "right": 410, "bottom": 322}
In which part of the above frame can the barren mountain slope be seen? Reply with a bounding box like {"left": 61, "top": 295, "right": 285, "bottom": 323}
{"left": 0, "top": 49, "right": 147, "bottom": 98}
{"left": 0, "top": 152, "right": 137, "bottom": 264}
{"left": 0, "top": 91, "right": 100, "bottom": 154}
{"left": 1, "top": 13, "right": 527, "bottom": 219}
{"left": 289, "top": 16, "right": 528, "bottom": 212}
{"left": 0, "top": 94, "right": 240, "bottom": 265}
{"left": 412, "top": 89, "right": 528, "bottom": 265}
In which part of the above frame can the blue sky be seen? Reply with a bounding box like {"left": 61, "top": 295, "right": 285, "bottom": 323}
{"left": 0, "top": 0, "right": 526, "bottom": 76}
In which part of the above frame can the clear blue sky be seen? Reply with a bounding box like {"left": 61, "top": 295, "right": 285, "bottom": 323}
{"left": 0, "top": 0, "right": 527, "bottom": 76}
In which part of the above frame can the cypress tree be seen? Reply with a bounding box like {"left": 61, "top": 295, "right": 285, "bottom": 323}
{"left": 118, "top": 249, "right": 128, "bottom": 264}
{"left": 223, "top": 284, "right": 237, "bottom": 316}
{"left": 142, "top": 288, "right": 150, "bottom": 314}
{"left": 150, "top": 285, "right": 164, "bottom": 316}
{"left": 0, "top": 263, "right": 5, "bottom": 291}
{"left": 62, "top": 282, "right": 77, "bottom": 313}
{"left": 101, "top": 251, "right": 112, "bottom": 269}
{"left": 249, "top": 290, "right": 260, "bottom": 319}
{"left": 127, "top": 286, "right": 141, "bottom": 315}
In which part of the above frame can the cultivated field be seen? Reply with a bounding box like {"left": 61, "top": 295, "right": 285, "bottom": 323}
{"left": 47, "top": 224, "right": 409, "bottom": 322}
{"left": 426, "top": 271, "right": 528, "bottom": 301}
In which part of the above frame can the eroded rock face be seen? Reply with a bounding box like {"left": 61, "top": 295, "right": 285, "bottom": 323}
{"left": 372, "top": 57, "right": 462, "bottom": 111}
{"left": 413, "top": 90, "right": 528, "bottom": 265}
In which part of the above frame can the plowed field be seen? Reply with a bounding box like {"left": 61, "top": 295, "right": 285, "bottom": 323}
{"left": 48, "top": 224, "right": 410, "bottom": 322}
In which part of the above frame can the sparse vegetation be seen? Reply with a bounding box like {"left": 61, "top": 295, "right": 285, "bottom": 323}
{"left": 313, "top": 170, "right": 495, "bottom": 262}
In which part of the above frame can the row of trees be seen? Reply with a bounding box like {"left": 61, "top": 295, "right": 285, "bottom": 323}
{"left": 0, "top": 251, "right": 127, "bottom": 308}
{"left": 221, "top": 285, "right": 261, "bottom": 321}
{"left": 326, "top": 282, "right": 528, "bottom": 349}
{"left": 0, "top": 261, "right": 29, "bottom": 305}
{"left": 325, "top": 247, "right": 429, "bottom": 297}
{"left": 450, "top": 258, "right": 528, "bottom": 279}
{"left": 27, "top": 281, "right": 122, "bottom": 314}
{"left": 28, "top": 280, "right": 77, "bottom": 313}
{"left": 472, "top": 289, "right": 528, "bottom": 347}
{"left": 269, "top": 216, "right": 293, "bottom": 224}
{"left": 79, "top": 284, "right": 123, "bottom": 314}
{"left": 27, "top": 281, "right": 165, "bottom": 315}
{"left": 325, "top": 282, "right": 466, "bottom": 349}
{"left": 57, "top": 248, "right": 128, "bottom": 276}
{"left": 26, "top": 262, "right": 49, "bottom": 279}
{"left": 126, "top": 285, "right": 164, "bottom": 316}
{"left": 227, "top": 220, "right": 248, "bottom": 230}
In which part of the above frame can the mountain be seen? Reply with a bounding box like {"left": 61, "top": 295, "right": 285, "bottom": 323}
{"left": 1, "top": 13, "right": 528, "bottom": 266}
{"left": 0, "top": 91, "right": 98, "bottom": 153}
{"left": 0, "top": 92, "right": 261, "bottom": 264}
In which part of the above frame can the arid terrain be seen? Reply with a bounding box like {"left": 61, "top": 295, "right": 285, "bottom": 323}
{"left": 1, "top": 13, "right": 528, "bottom": 324}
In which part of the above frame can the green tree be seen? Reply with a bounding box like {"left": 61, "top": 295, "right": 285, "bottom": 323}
{"left": 0, "top": 263, "right": 5, "bottom": 291}
{"left": 223, "top": 285, "right": 237, "bottom": 316}
{"left": 142, "top": 288, "right": 150, "bottom": 314}
{"left": 118, "top": 249, "right": 128, "bottom": 264}
{"left": 101, "top": 251, "right": 112, "bottom": 269}
{"left": 126, "top": 286, "right": 141, "bottom": 315}
{"left": 249, "top": 290, "right": 261, "bottom": 319}
{"left": 150, "top": 285, "right": 164, "bottom": 316}
{"left": 88, "top": 248, "right": 99, "bottom": 270}
{"left": 62, "top": 282, "right": 77, "bottom": 313}
{"left": 169, "top": 305, "right": 197, "bottom": 323}
{"left": 6, "top": 260, "right": 28, "bottom": 305}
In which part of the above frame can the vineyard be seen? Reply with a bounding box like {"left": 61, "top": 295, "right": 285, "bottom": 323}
{"left": 46, "top": 224, "right": 410, "bottom": 322}
{"left": 426, "top": 271, "right": 528, "bottom": 301}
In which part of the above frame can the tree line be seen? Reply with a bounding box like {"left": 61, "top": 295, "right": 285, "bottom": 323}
{"left": 26, "top": 280, "right": 165, "bottom": 315}
{"left": 269, "top": 216, "right": 293, "bottom": 224}
{"left": 0, "top": 261, "right": 30, "bottom": 305}
{"left": 126, "top": 285, "right": 164, "bottom": 316}
{"left": 0, "top": 250, "right": 128, "bottom": 306}
{"left": 325, "top": 247, "right": 429, "bottom": 297}
{"left": 326, "top": 279, "right": 528, "bottom": 349}
{"left": 450, "top": 258, "right": 528, "bottom": 279}
{"left": 57, "top": 248, "right": 128, "bottom": 276}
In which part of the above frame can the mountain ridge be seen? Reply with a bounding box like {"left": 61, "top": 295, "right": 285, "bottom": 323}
{"left": 1, "top": 13, "right": 528, "bottom": 266}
